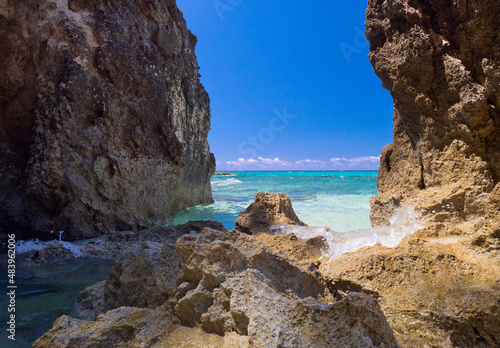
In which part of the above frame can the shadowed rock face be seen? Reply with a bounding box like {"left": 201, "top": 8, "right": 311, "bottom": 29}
{"left": 367, "top": 0, "right": 500, "bottom": 229}
{"left": 0, "top": 0, "right": 215, "bottom": 239}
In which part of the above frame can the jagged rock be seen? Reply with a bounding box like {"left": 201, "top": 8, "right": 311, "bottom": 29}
{"left": 72, "top": 222, "right": 225, "bottom": 318}
{"left": 235, "top": 192, "right": 306, "bottom": 234}
{"left": 173, "top": 229, "right": 398, "bottom": 347}
{"left": 0, "top": 0, "right": 215, "bottom": 239}
{"left": 36, "top": 227, "right": 398, "bottom": 347}
{"left": 366, "top": 0, "right": 500, "bottom": 229}
{"left": 33, "top": 306, "right": 179, "bottom": 348}
{"left": 102, "top": 242, "right": 179, "bottom": 312}
{"left": 363, "top": 3, "right": 500, "bottom": 344}
{"left": 319, "top": 230, "right": 500, "bottom": 347}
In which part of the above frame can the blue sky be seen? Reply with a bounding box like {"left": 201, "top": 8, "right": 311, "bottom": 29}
{"left": 177, "top": 0, "right": 394, "bottom": 170}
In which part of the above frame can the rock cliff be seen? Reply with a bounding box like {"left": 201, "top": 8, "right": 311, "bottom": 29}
{"left": 0, "top": 0, "right": 215, "bottom": 239}
{"left": 367, "top": 0, "right": 500, "bottom": 230}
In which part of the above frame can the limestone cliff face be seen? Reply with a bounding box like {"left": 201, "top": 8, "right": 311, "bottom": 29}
{"left": 367, "top": 0, "right": 500, "bottom": 230}
{"left": 0, "top": 0, "right": 215, "bottom": 239}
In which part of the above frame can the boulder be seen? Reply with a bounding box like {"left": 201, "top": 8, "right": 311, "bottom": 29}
{"left": 235, "top": 192, "right": 306, "bottom": 234}
{"left": 0, "top": 0, "right": 215, "bottom": 239}
{"left": 29, "top": 242, "right": 80, "bottom": 265}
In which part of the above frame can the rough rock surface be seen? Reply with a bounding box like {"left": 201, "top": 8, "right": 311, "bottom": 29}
{"left": 103, "top": 242, "right": 179, "bottom": 313}
{"left": 319, "top": 231, "right": 500, "bottom": 347}
{"left": 235, "top": 192, "right": 306, "bottom": 234}
{"left": 366, "top": 0, "right": 500, "bottom": 229}
{"left": 38, "top": 227, "right": 398, "bottom": 347}
{"left": 23, "top": 220, "right": 227, "bottom": 263}
{"left": 70, "top": 221, "right": 226, "bottom": 319}
{"left": 255, "top": 233, "right": 327, "bottom": 263}
{"left": 75, "top": 280, "right": 106, "bottom": 321}
{"left": 33, "top": 306, "right": 179, "bottom": 348}
{"left": 0, "top": 0, "right": 215, "bottom": 239}
{"left": 29, "top": 242, "right": 79, "bottom": 264}
{"left": 173, "top": 229, "right": 397, "bottom": 347}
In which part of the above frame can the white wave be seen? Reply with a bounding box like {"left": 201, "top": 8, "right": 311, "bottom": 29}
{"left": 211, "top": 178, "right": 243, "bottom": 187}
{"left": 16, "top": 239, "right": 83, "bottom": 257}
{"left": 271, "top": 207, "right": 423, "bottom": 260}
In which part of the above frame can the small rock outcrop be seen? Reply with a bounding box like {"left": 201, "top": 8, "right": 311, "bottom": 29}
{"left": 255, "top": 233, "right": 327, "bottom": 263}
{"left": 366, "top": 0, "right": 500, "bottom": 230}
{"left": 235, "top": 192, "right": 306, "bottom": 234}
{"left": 0, "top": 0, "right": 215, "bottom": 239}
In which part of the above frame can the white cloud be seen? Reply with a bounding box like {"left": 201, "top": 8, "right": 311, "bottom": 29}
{"left": 295, "top": 159, "right": 325, "bottom": 165}
{"left": 329, "top": 156, "right": 380, "bottom": 169}
{"left": 218, "top": 156, "right": 379, "bottom": 170}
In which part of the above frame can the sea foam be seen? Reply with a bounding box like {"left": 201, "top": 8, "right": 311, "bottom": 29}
{"left": 211, "top": 178, "right": 243, "bottom": 187}
{"left": 271, "top": 207, "right": 422, "bottom": 259}
{"left": 16, "top": 239, "right": 83, "bottom": 257}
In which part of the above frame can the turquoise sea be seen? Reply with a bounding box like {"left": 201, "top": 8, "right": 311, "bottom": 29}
{"left": 170, "top": 171, "right": 379, "bottom": 232}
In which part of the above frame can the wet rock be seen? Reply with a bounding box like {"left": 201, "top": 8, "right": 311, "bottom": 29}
{"left": 366, "top": 0, "right": 500, "bottom": 230}
{"left": 235, "top": 192, "right": 306, "bottom": 234}
{"left": 0, "top": 0, "right": 215, "bottom": 239}
{"left": 29, "top": 242, "right": 79, "bottom": 265}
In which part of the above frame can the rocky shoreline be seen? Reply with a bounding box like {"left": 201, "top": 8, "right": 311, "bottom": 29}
{"left": 29, "top": 192, "right": 500, "bottom": 347}
{"left": 31, "top": 193, "right": 399, "bottom": 347}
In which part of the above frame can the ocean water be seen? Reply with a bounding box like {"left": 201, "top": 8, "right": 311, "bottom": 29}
{"left": 170, "top": 171, "right": 379, "bottom": 232}
{"left": 169, "top": 171, "right": 423, "bottom": 259}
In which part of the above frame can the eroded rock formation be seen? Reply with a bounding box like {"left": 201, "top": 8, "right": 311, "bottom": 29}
{"left": 235, "top": 192, "right": 306, "bottom": 234}
{"left": 0, "top": 0, "right": 215, "bottom": 239}
{"left": 367, "top": 0, "right": 500, "bottom": 231}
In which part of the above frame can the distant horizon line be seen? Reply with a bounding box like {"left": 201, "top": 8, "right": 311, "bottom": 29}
{"left": 214, "top": 170, "right": 379, "bottom": 172}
